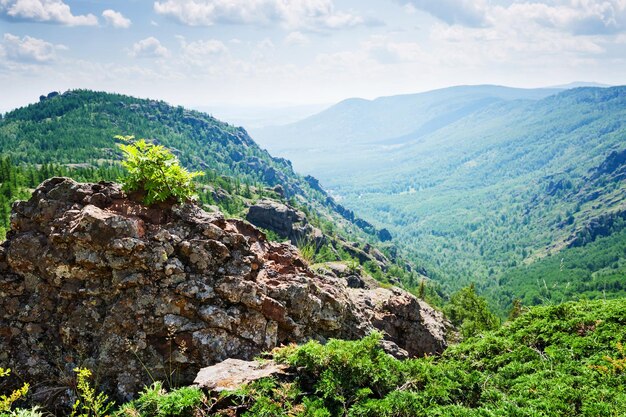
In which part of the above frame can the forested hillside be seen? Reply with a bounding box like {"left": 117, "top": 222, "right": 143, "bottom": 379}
{"left": 253, "top": 86, "right": 626, "bottom": 312}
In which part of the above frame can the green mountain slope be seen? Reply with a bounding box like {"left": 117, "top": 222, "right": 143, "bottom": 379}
{"left": 252, "top": 86, "right": 626, "bottom": 311}
{"left": 0, "top": 90, "right": 306, "bottom": 193}
{"left": 0, "top": 90, "right": 414, "bottom": 284}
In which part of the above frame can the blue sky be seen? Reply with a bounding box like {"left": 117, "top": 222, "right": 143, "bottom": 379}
{"left": 1, "top": 0, "right": 626, "bottom": 114}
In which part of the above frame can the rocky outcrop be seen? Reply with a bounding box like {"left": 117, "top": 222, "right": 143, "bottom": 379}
{"left": 591, "top": 148, "right": 626, "bottom": 181}
{"left": 0, "top": 178, "right": 447, "bottom": 405}
{"left": 246, "top": 199, "right": 323, "bottom": 246}
{"left": 246, "top": 200, "right": 392, "bottom": 270}
{"left": 334, "top": 239, "right": 391, "bottom": 271}
{"left": 377, "top": 228, "right": 393, "bottom": 242}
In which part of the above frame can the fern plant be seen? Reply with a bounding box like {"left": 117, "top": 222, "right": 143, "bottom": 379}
{"left": 116, "top": 135, "right": 202, "bottom": 205}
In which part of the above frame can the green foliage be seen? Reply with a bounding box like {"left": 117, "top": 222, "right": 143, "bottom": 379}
{"left": 70, "top": 368, "right": 114, "bottom": 417}
{"left": 282, "top": 332, "right": 405, "bottom": 415}
{"left": 314, "top": 244, "right": 337, "bottom": 263}
{"left": 0, "top": 407, "right": 44, "bottom": 417}
{"left": 259, "top": 228, "right": 282, "bottom": 242}
{"left": 590, "top": 342, "right": 626, "bottom": 375}
{"left": 116, "top": 135, "right": 202, "bottom": 205}
{"left": 296, "top": 239, "right": 317, "bottom": 264}
{"left": 116, "top": 382, "right": 204, "bottom": 417}
{"left": 494, "top": 227, "right": 626, "bottom": 312}
{"left": 444, "top": 284, "right": 500, "bottom": 339}
{"left": 346, "top": 259, "right": 360, "bottom": 274}
{"left": 224, "top": 298, "right": 626, "bottom": 417}
{"left": 0, "top": 369, "right": 29, "bottom": 414}
{"left": 228, "top": 378, "right": 302, "bottom": 417}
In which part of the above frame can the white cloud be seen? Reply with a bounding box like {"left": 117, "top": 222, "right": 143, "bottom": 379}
{"left": 399, "top": 0, "right": 488, "bottom": 27}
{"left": 401, "top": 0, "right": 626, "bottom": 35}
{"left": 153, "top": 0, "right": 364, "bottom": 30}
{"left": 0, "top": 0, "right": 98, "bottom": 26}
{"left": 129, "top": 37, "right": 169, "bottom": 58}
{"left": 313, "top": 36, "right": 431, "bottom": 74}
{"left": 177, "top": 35, "right": 227, "bottom": 55}
{"left": 102, "top": 9, "right": 131, "bottom": 29}
{"left": 175, "top": 36, "right": 229, "bottom": 67}
{"left": 494, "top": 1, "right": 626, "bottom": 35}
{"left": 365, "top": 38, "right": 427, "bottom": 63}
{"left": 284, "top": 31, "right": 310, "bottom": 45}
{"left": 257, "top": 38, "right": 275, "bottom": 49}
{"left": 428, "top": 15, "right": 605, "bottom": 71}
{"left": 2, "top": 32, "right": 66, "bottom": 63}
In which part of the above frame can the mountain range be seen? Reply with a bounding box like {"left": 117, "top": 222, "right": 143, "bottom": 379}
{"left": 2, "top": 84, "right": 626, "bottom": 415}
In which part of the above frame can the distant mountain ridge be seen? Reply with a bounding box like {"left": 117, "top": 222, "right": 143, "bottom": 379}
{"left": 548, "top": 81, "right": 613, "bottom": 89}
{"left": 252, "top": 85, "right": 562, "bottom": 155}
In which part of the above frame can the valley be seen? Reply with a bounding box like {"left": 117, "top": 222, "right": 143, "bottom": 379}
{"left": 253, "top": 85, "right": 626, "bottom": 312}
{"left": 2, "top": 0, "right": 626, "bottom": 414}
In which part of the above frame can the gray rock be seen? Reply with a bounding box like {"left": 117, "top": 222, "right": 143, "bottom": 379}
{"left": 246, "top": 199, "right": 323, "bottom": 246}
{"left": 194, "top": 358, "right": 288, "bottom": 392}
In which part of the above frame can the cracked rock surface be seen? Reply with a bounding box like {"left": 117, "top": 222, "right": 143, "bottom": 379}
{"left": 0, "top": 178, "right": 448, "bottom": 405}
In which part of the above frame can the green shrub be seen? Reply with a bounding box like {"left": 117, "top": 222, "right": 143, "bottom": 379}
{"left": 259, "top": 228, "right": 282, "bottom": 243}
{"left": 280, "top": 332, "right": 405, "bottom": 415}
{"left": 314, "top": 244, "right": 338, "bottom": 263}
{"left": 444, "top": 284, "right": 500, "bottom": 339}
{"left": 116, "top": 135, "right": 202, "bottom": 205}
{"left": 230, "top": 299, "right": 626, "bottom": 417}
{"left": 116, "top": 382, "right": 204, "bottom": 417}
{"left": 296, "top": 238, "right": 316, "bottom": 264}
{"left": 0, "top": 369, "right": 29, "bottom": 414}
{"left": 1, "top": 407, "right": 44, "bottom": 417}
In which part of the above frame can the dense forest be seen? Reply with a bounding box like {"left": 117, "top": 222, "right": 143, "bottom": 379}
{"left": 254, "top": 86, "right": 626, "bottom": 313}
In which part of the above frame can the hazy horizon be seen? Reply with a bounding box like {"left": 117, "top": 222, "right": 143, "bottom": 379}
{"left": 1, "top": 81, "right": 619, "bottom": 129}
{"left": 2, "top": 0, "right": 626, "bottom": 115}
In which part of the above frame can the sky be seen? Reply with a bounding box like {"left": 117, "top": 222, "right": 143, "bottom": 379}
{"left": 1, "top": 0, "right": 626, "bottom": 115}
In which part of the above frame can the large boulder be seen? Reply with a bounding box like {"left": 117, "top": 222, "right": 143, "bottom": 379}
{"left": 194, "top": 358, "right": 288, "bottom": 392}
{"left": 246, "top": 199, "right": 323, "bottom": 245}
{"left": 0, "top": 178, "right": 448, "bottom": 406}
